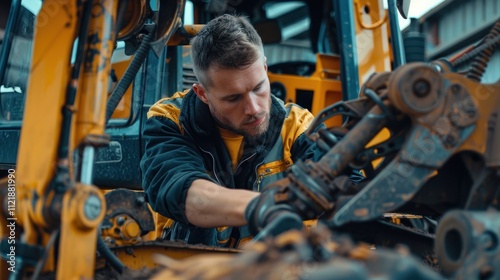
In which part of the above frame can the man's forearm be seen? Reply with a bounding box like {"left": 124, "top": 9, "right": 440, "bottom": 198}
{"left": 185, "top": 179, "right": 259, "bottom": 227}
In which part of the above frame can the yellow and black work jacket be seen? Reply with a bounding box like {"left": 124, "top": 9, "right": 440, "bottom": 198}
{"left": 140, "top": 89, "right": 325, "bottom": 247}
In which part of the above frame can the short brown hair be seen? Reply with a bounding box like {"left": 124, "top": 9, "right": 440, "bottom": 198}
{"left": 191, "top": 14, "right": 264, "bottom": 87}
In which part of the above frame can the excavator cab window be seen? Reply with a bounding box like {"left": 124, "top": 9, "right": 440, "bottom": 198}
{"left": 0, "top": 0, "right": 135, "bottom": 124}
{"left": 0, "top": 1, "right": 138, "bottom": 177}
{"left": 0, "top": 1, "right": 37, "bottom": 171}
{"left": 0, "top": 1, "right": 36, "bottom": 122}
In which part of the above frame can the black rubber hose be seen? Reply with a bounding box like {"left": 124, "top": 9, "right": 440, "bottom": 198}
{"left": 452, "top": 37, "right": 493, "bottom": 69}
{"left": 105, "top": 31, "right": 154, "bottom": 125}
{"left": 96, "top": 233, "right": 125, "bottom": 274}
{"left": 466, "top": 20, "right": 500, "bottom": 82}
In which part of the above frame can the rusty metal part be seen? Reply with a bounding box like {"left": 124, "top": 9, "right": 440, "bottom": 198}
{"left": 151, "top": 0, "right": 185, "bottom": 55}
{"left": 260, "top": 101, "right": 394, "bottom": 228}
{"left": 316, "top": 101, "right": 392, "bottom": 180}
{"left": 435, "top": 210, "right": 500, "bottom": 278}
{"left": 101, "top": 189, "right": 155, "bottom": 245}
{"left": 388, "top": 63, "right": 444, "bottom": 115}
{"left": 149, "top": 224, "right": 444, "bottom": 280}
{"left": 243, "top": 45, "right": 499, "bottom": 277}
{"left": 331, "top": 138, "right": 441, "bottom": 226}
{"left": 102, "top": 214, "right": 142, "bottom": 245}
{"left": 258, "top": 59, "right": 496, "bottom": 232}
{"left": 359, "top": 71, "right": 391, "bottom": 97}
{"left": 306, "top": 96, "right": 376, "bottom": 138}
{"left": 250, "top": 92, "right": 396, "bottom": 234}
{"left": 246, "top": 95, "right": 399, "bottom": 239}
{"left": 331, "top": 63, "right": 485, "bottom": 226}
{"left": 431, "top": 59, "right": 455, "bottom": 74}
{"left": 98, "top": 240, "right": 240, "bottom": 272}
{"left": 350, "top": 124, "right": 406, "bottom": 171}
{"left": 383, "top": 213, "right": 423, "bottom": 219}
{"left": 167, "top": 24, "right": 204, "bottom": 46}
{"left": 116, "top": 0, "right": 151, "bottom": 41}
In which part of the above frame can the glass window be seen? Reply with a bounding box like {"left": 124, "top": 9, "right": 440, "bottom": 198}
{"left": 0, "top": 1, "right": 37, "bottom": 122}
{"left": 0, "top": 1, "right": 134, "bottom": 123}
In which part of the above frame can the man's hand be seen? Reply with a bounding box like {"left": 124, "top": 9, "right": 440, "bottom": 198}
{"left": 244, "top": 160, "right": 347, "bottom": 236}
{"left": 244, "top": 176, "right": 328, "bottom": 236}
{"left": 244, "top": 180, "right": 295, "bottom": 235}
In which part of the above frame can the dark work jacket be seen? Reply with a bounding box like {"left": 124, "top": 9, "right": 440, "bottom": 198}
{"left": 140, "top": 89, "right": 324, "bottom": 247}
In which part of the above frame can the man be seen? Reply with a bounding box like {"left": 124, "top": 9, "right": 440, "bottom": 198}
{"left": 140, "top": 14, "right": 325, "bottom": 248}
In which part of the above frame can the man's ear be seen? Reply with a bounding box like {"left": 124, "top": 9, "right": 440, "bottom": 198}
{"left": 192, "top": 83, "right": 209, "bottom": 104}
{"left": 264, "top": 56, "right": 268, "bottom": 72}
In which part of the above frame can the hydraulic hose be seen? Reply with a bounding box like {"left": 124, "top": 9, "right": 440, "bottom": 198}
{"left": 96, "top": 233, "right": 125, "bottom": 274}
{"left": 451, "top": 35, "right": 500, "bottom": 69}
{"left": 466, "top": 21, "right": 500, "bottom": 82}
{"left": 105, "top": 31, "right": 154, "bottom": 125}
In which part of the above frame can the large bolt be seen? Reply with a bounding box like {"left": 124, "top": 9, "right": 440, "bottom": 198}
{"left": 116, "top": 216, "right": 126, "bottom": 226}
{"left": 413, "top": 79, "right": 431, "bottom": 98}
{"left": 444, "top": 134, "right": 458, "bottom": 148}
{"left": 84, "top": 195, "right": 102, "bottom": 221}
{"left": 135, "top": 195, "right": 146, "bottom": 206}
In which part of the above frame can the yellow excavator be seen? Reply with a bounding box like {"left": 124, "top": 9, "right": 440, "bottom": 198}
{"left": 1, "top": 0, "right": 499, "bottom": 279}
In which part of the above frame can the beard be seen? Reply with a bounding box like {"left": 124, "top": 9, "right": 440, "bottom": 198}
{"left": 208, "top": 101, "right": 271, "bottom": 141}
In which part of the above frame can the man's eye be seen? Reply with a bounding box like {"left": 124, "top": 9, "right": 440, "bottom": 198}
{"left": 226, "top": 96, "right": 240, "bottom": 102}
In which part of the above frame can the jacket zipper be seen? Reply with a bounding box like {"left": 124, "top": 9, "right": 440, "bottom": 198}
{"left": 184, "top": 128, "right": 223, "bottom": 185}
{"left": 254, "top": 160, "right": 266, "bottom": 192}
{"left": 235, "top": 153, "right": 257, "bottom": 172}
{"left": 198, "top": 146, "right": 222, "bottom": 185}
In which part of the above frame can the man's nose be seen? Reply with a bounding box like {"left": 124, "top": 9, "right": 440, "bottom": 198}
{"left": 244, "top": 95, "right": 260, "bottom": 115}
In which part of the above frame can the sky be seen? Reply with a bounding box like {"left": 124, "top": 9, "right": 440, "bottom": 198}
{"left": 397, "top": 0, "right": 446, "bottom": 29}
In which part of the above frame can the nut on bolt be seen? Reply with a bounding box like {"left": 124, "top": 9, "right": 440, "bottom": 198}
{"left": 135, "top": 195, "right": 146, "bottom": 206}
{"left": 84, "top": 194, "right": 102, "bottom": 221}
{"left": 412, "top": 79, "right": 431, "bottom": 98}
{"left": 443, "top": 134, "right": 458, "bottom": 148}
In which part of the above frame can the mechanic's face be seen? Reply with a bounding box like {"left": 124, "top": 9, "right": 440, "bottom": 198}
{"left": 193, "top": 57, "right": 271, "bottom": 140}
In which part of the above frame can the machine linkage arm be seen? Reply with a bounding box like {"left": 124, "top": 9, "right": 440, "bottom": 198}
{"left": 247, "top": 59, "right": 500, "bottom": 237}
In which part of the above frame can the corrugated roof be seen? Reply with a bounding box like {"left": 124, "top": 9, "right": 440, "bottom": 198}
{"left": 418, "top": 0, "right": 457, "bottom": 22}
